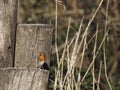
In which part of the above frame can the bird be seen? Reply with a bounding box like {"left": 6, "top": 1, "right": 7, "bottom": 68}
{"left": 37, "top": 52, "right": 49, "bottom": 70}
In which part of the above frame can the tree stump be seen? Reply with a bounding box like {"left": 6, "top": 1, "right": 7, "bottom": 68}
{"left": 15, "top": 24, "right": 53, "bottom": 68}
{"left": 0, "top": 68, "right": 49, "bottom": 90}
{"left": 0, "top": 0, "right": 18, "bottom": 67}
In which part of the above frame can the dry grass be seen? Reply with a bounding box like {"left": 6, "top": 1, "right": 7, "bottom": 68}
{"left": 53, "top": 0, "right": 112, "bottom": 90}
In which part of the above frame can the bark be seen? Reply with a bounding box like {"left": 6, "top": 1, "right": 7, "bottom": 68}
{"left": 0, "top": 0, "right": 18, "bottom": 67}
{"left": 0, "top": 68, "right": 49, "bottom": 90}
{"left": 15, "top": 24, "right": 53, "bottom": 68}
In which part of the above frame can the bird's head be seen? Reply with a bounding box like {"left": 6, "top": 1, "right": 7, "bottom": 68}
{"left": 39, "top": 52, "right": 46, "bottom": 62}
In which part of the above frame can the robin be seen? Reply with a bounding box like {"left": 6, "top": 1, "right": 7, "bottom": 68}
{"left": 37, "top": 52, "right": 49, "bottom": 70}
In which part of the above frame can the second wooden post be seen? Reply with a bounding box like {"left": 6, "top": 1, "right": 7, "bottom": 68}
{"left": 15, "top": 24, "right": 53, "bottom": 68}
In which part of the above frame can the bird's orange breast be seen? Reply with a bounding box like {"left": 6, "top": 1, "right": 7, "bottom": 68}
{"left": 39, "top": 52, "right": 46, "bottom": 61}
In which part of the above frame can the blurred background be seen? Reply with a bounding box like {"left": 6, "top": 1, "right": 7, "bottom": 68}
{"left": 18, "top": 0, "right": 120, "bottom": 89}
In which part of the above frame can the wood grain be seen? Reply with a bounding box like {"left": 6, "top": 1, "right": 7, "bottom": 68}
{"left": 15, "top": 24, "right": 53, "bottom": 68}
{"left": 0, "top": 68, "right": 49, "bottom": 90}
{"left": 0, "top": 0, "right": 18, "bottom": 67}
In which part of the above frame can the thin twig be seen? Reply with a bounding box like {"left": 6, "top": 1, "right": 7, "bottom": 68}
{"left": 54, "top": 0, "right": 58, "bottom": 89}
{"left": 92, "top": 23, "right": 98, "bottom": 90}
{"left": 103, "top": 0, "right": 112, "bottom": 89}
{"left": 97, "top": 61, "right": 102, "bottom": 90}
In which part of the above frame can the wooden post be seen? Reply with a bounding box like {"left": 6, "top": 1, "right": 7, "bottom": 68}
{"left": 15, "top": 24, "right": 53, "bottom": 68}
{"left": 0, "top": 68, "right": 49, "bottom": 90}
{"left": 0, "top": 0, "right": 18, "bottom": 67}
{"left": 0, "top": 24, "right": 53, "bottom": 90}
